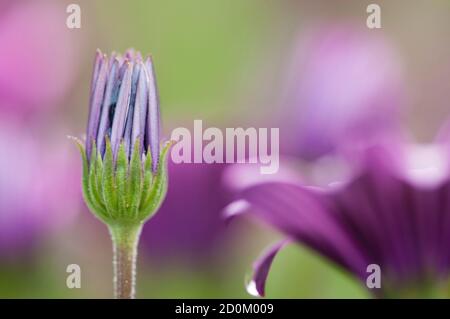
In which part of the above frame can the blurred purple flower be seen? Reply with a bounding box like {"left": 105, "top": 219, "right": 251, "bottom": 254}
{"left": 0, "top": 119, "right": 80, "bottom": 257}
{"left": 0, "top": 1, "right": 80, "bottom": 116}
{"left": 228, "top": 133, "right": 450, "bottom": 297}
{"left": 281, "top": 24, "right": 405, "bottom": 160}
{"left": 141, "top": 161, "right": 231, "bottom": 263}
{"left": 142, "top": 151, "right": 304, "bottom": 264}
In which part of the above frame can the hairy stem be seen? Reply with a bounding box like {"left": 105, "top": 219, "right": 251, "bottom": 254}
{"left": 109, "top": 224, "right": 142, "bottom": 299}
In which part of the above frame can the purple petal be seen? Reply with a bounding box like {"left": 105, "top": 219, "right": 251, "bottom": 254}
{"left": 240, "top": 182, "right": 368, "bottom": 278}
{"left": 223, "top": 199, "right": 251, "bottom": 221}
{"left": 133, "top": 62, "right": 149, "bottom": 155}
{"left": 435, "top": 119, "right": 450, "bottom": 144}
{"left": 131, "top": 63, "right": 143, "bottom": 152}
{"left": 145, "top": 56, "right": 160, "bottom": 172}
{"left": 106, "top": 52, "right": 119, "bottom": 74}
{"left": 125, "top": 48, "right": 135, "bottom": 60}
{"left": 135, "top": 51, "right": 143, "bottom": 61}
{"left": 90, "top": 49, "right": 102, "bottom": 96}
{"left": 247, "top": 240, "right": 291, "bottom": 297}
{"left": 110, "top": 61, "right": 133, "bottom": 158}
{"left": 282, "top": 25, "right": 404, "bottom": 160}
{"left": 86, "top": 53, "right": 108, "bottom": 161}
{"left": 96, "top": 57, "right": 120, "bottom": 156}
{"left": 123, "top": 103, "right": 134, "bottom": 158}
{"left": 223, "top": 160, "right": 304, "bottom": 192}
{"left": 123, "top": 63, "right": 141, "bottom": 158}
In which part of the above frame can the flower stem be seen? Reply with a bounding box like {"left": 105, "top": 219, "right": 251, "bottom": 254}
{"left": 109, "top": 224, "right": 142, "bottom": 299}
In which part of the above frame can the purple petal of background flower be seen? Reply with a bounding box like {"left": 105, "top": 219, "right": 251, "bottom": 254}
{"left": 0, "top": 1, "right": 80, "bottom": 116}
{"left": 281, "top": 23, "right": 405, "bottom": 160}
{"left": 236, "top": 137, "right": 450, "bottom": 296}
{"left": 246, "top": 239, "right": 291, "bottom": 297}
{"left": 0, "top": 119, "right": 80, "bottom": 257}
{"left": 141, "top": 161, "right": 231, "bottom": 263}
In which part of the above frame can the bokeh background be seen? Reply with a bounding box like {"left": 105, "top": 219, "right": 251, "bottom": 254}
{"left": 1, "top": 0, "right": 450, "bottom": 298}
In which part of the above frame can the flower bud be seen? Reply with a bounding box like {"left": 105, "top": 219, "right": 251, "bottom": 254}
{"left": 74, "top": 49, "right": 170, "bottom": 226}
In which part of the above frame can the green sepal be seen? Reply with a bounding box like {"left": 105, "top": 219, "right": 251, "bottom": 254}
{"left": 71, "top": 137, "right": 106, "bottom": 219}
{"left": 127, "top": 140, "right": 143, "bottom": 219}
{"left": 138, "top": 141, "right": 172, "bottom": 222}
{"left": 73, "top": 137, "right": 172, "bottom": 227}
{"left": 94, "top": 150, "right": 104, "bottom": 205}
{"left": 140, "top": 150, "right": 153, "bottom": 211}
{"left": 88, "top": 144, "right": 108, "bottom": 219}
{"left": 115, "top": 142, "right": 128, "bottom": 217}
{"left": 102, "top": 138, "right": 118, "bottom": 221}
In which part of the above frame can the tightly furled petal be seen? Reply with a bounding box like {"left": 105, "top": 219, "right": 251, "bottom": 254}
{"left": 86, "top": 53, "right": 108, "bottom": 161}
{"left": 90, "top": 50, "right": 103, "bottom": 96}
{"left": 96, "top": 57, "right": 120, "bottom": 155}
{"left": 110, "top": 61, "right": 133, "bottom": 157}
{"left": 85, "top": 50, "right": 162, "bottom": 171}
{"left": 145, "top": 56, "right": 160, "bottom": 172}
{"left": 132, "top": 63, "right": 147, "bottom": 155}
{"left": 137, "top": 64, "right": 149, "bottom": 152}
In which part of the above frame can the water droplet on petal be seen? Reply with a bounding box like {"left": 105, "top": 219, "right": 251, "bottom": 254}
{"left": 245, "top": 270, "right": 262, "bottom": 297}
